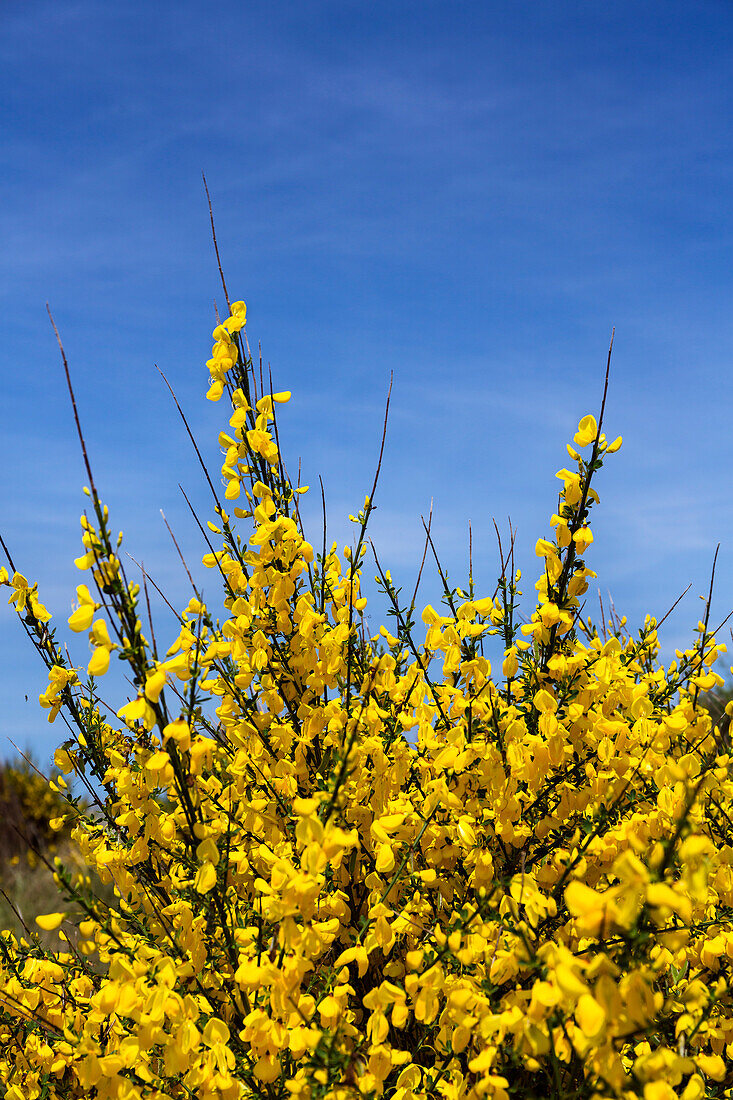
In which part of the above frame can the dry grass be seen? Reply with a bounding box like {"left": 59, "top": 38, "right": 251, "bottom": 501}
{"left": 0, "top": 842, "right": 88, "bottom": 953}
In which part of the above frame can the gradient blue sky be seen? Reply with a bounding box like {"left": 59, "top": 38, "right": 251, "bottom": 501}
{"left": 2, "top": 0, "right": 732, "bottom": 764}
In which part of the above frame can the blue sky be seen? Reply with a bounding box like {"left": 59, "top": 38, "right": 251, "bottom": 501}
{"left": 2, "top": 0, "right": 732, "bottom": 764}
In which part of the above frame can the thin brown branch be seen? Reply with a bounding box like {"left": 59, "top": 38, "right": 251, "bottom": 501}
{"left": 421, "top": 515, "right": 458, "bottom": 618}
{"left": 319, "top": 476, "right": 327, "bottom": 614}
{"left": 47, "top": 306, "right": 97, "bottom": 499}
{"left": 656, "top": 583, "right": 692, "bottom": 632}
{"left": 598, "top": 589, "right": 607, "bottom": 642}
{"left": 596, "top": 327, "right": 615, "bottom": 442}
{"left": 410, "top": 500, "right": 433, "bottom": 612}
{"left": 202, "top": 172, "right": 231, "bottom": 313}
{"left": 140, "top": 563, "right": 158, "bottom": 660}
{"left": 159, "top": 511, "right": 199, "bottom": 596}
{"left": 367, "top": 373, "right": 393, "bottom": 508}
{"left": 156, "top": 366, "right": 224, "bottom": 515}
{"left": 0, "top": 532, "right": 19, "bottom": 575}
{"left": 693, "top": 544, "right": 721, "bottom": 711}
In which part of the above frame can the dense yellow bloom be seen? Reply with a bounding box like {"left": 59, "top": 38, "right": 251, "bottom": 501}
{"left": 2, "top": 298, "right": 733, "bottom": 1100}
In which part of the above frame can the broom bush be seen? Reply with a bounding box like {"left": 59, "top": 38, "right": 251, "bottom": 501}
{"left": 0, "top": 757, "right": 77, "bottom": 865}
{"left": 1, "top": 294, "right": 733, "bottom": 1100}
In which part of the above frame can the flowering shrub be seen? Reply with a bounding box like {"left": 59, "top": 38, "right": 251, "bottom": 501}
{"left": 0, "top": 758, "right": 77, "bottom": 863}
{"left": 1, "top": 299, "right": 733, "bottom": 1100}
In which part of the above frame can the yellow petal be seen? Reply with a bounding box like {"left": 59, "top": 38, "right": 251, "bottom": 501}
{"left": 68, "top": 605, "right": 95, "bottom": 632}
{"left": 680, "top": 1077, "right": 705, "bottom": 1100}
{"left": 162, "top": 719, "right": 191, "bottom": 750}
{"left": 573, "top": 414, "right": 598, "bottom": 448}
{"left": 575, "top": 993, "right": 605, "bottom": 1039}
{"left": 88, "top": 647, "right": 111, "bottom": 677}
{"left": 145, "top": 751, "right": 171, "bottom": 772}
{"left": 565, "top": 880, "right": 601, "bottom": 916}
{"left": 645, "top": 1083, "right": 678, "bottom": 1100}
{"left": 202, "top": 1017, "right": 230, "bottom": 1046}
{"left": 253, "top": 1057, "right": 280, "bottom": 1083}
{"left": 694, "top": 1055, "right": 725, "bottom": 1082}
{"left": 29, "top": 598, "right": 52, "bottom": 623}
{"left": 36, "top": 912, "right": 66, "bottom": 931}
{"left": 144, "top": 669, "right": 167, "bottom": 703}
{"left": 194, "top": 861, "right": 217, "bottom": 894}
{"left": 376, "top": 844, "right": 396, "bottom": 874}
{"left": 90, "top": 618, "right": 112, "bottom": 646}
{"left": 196, "top": 837, "right": 220, "bottom": 866}
{"left": 235, "top": 960, "right": 264, "bottom": 988}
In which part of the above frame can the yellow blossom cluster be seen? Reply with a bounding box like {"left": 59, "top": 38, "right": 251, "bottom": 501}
{"left": 1, "top": 301, "right": 733, "bottom": 1100}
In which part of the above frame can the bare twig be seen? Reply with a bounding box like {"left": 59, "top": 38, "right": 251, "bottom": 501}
{"left": 202, "top": 172, "right": 231, "bottom": 313}
{"left": 319, "top": 476, "right": 327, "bottom": 614}
{"left": 140, "top": 564, "right": 158, "bottom": 660}
{"left": 366, "top": 373, "right": 393, "bottom": 511}
{"left": 693, "top": 544, "right": 720, "bottom": 711}
{"left": 124, "top": 554, "right": 176, "bottom": 623}
{"left": 160, "top": 510, "right": 200, "bottom": 598}
{"left": 410, "top": 499, "right": 433, "bottom": 613}
{"left": 47, "top": 307, "right": 97, "bottom": 500}
{"left": 656, "top": 583, "right": 692, "bottom": 632}
{"left": 156, "top": 366, "right": 223, "bottom": 515}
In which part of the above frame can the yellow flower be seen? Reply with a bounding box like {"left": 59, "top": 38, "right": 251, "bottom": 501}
{"left": 573, "top": 526, "right": 594, "bottom": 554}
{"left": 575, "top": 993, "right": 606, "bottom": 1040}
{"left": 35, "top": 912, "right": 66, "bottom": 931}
{"left": 194, "top": 861, "right": 217, "bottom": 894}
{"left": 88, "top": 646, "right": 110, "bottom": 676}
{"left": 574, "top": 413, "right": 598, "bottom": 447}
{"left": 68, "top": 583, "right": 99, "bottom": 631}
